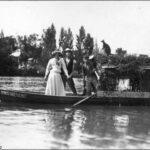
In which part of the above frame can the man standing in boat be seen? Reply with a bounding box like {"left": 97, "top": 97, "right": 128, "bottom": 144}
{"left": 62, "top": 48, "right": 77, "bottom": 96}
{"left": 82, "top": 54, "right": 99, "bottom": 95}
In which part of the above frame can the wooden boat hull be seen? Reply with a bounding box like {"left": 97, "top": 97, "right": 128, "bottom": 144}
{"left": 1, "top": 90, "right": 150, "bottom": 106}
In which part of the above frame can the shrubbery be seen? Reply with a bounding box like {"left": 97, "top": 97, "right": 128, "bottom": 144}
{"left": 96, "top": 53, "right": 150, "bottom": 91}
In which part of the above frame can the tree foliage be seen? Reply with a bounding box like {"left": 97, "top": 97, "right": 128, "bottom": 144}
{"left": 0, "top": 30, "right": 4, "bottom": 38}
{"left": 59, "top": 27, "right": 66, "bottom": 51}
{"left": 97, "top": 51, "right": 150, "bottom": 91}
{"left": 76, "top": 26, "right": 86, "bottom": 53}
{"left": 59, "top": 27, "right": 73, "bottom": 51}
{"left": 1, "top": 23, "right": 150, "bottom": 80}
{"left": 41, "top": 23, "right": 56, "bottom": 66}
{"left": 17, "top": 34, "right": 42, "bottom": 63}
{"left": 116, "top": 48, "right": 127, "bottom": 57}
{"left": 75, "top": 26, "right": 86, "bottom": 66}
{"left": 0, "top": 36, "right": 18, "bottom": 75}
{"left": 93, "top": 40, "right": 99, "bottom": 58}
{"left": 83, "top": 33, "right": 94, "bottom": 55}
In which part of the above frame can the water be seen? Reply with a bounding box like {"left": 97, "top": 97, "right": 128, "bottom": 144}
{"left": 0, "top": 77, "right": 150, "bottom": 149}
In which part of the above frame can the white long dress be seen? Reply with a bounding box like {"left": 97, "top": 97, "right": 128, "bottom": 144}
{"left": 45, "top": 58, "right": 69, "bottom": 96}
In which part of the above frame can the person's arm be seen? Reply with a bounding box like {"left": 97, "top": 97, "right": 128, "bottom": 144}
{"left": 91, "top": 60, "right": 100, "bottom": 80}
{"left": 69, "top": 59, "right": 76, "bottom": 78}
{"left": 44, "top": 60, "right": 52, "bottom": 81}
{"left": 81, "top": 63, "right": 86, "bottom": 93}
{"left": 94, "top": 70, "right": 100, "bottom": 80}
{"left": 82, "top": 64, "right": 86, "bottom": 77}
{"left": 61, "top": 58, "right": 69, "bottom": 78}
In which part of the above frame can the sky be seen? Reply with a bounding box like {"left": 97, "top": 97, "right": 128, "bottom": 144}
{"left": 1, "top": 1, "right": 150, "bottom": 55}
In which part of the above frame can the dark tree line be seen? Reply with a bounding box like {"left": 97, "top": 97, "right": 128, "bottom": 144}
{"left": 0, "top": 32, "right": 18, "bottom": 76}
{"left": 0, "top": 23, "right": 150, "bottom": 79}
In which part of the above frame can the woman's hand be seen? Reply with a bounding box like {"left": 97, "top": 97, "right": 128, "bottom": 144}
{"left": 68, "top": 75, "right": 72, "bottom": 78}
{"left": 66, "top": 75, "right": 70, "bottom": 79}
{"left": 68, "top": 72, "right": 73, "bottom": 78}
{"left": 44, "top": 75, "right": 48, "bottom": 81}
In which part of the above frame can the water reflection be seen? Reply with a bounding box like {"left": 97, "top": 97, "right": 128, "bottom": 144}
{"left": 43, "top": 106, "right": 150, "bottom": 149}
{"left": 114, "top": 115, "right": 129, "bottom": 133}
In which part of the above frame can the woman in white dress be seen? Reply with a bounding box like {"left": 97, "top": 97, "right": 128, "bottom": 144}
{"left": 44, "top": 49, "right": 69, "bottom": 96}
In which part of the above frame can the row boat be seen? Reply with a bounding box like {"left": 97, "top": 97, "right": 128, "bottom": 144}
{"left": 1, "top": 89, "right": 150, "bottom": 106}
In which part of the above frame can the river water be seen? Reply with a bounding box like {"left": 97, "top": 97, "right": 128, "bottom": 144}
{"left": 0, "top": 77, "right": 150, "bottom": 149}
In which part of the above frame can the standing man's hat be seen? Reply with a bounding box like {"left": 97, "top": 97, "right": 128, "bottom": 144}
{"left": 89, "top": 54, "right": 95, "bottom": 60}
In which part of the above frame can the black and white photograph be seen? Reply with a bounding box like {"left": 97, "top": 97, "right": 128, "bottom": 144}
{"left": 1, "top": 1, "right": 150, "bottom": 149}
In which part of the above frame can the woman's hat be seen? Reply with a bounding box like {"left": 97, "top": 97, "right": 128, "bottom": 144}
{"left": 65, "top": 48, "right": 72, "bottom": 53}
{"left": 52, "top": 49, "right": 62, "bottom": 56}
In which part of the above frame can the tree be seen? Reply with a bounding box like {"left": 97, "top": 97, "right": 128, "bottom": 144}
{"left": 16, "top": 34, "right": 42, "bottom": 65}
{"left": 83, "top": 33, "right": 94, "bottom": 55}
{"left": 93, "top": 39, "right": 99, "bottom": 58}
{"left": 59, "top": 27, "right": 73, "bottom": 51}
{"left": 66, "top": 28, "right": 73, "bottom": 49}
{"left": 74, "top": 26, "right": 86, "bottom": 73}
{"left": 116, "top": 48, "right": 127, "bottom": 57}
{"left": 76, "top": 26, "right": 86, "bottom": 53}
{"left": 0, "top": 36, "right": 16, "bottom": 57}
{"left": 41, "top": 23, "right": 56, "bottom": 66}
{"left": 0, "top": 36, "right": 18, "bottom": 75}
{"left": 27, "top": 34, "right": 42, "bottom": 60}
{"left": 59, "top": 27, "right": 66, "bottom": 51}
{"left": 0, "top": 30, "right": 4, "bottom": 38}
{"left": 17, "top": 35, "right": 30, "bottom": 63}
{"left": 27, "top": 34, "right": 39, "bottom": 47}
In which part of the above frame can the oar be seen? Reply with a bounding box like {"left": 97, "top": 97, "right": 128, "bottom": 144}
{"left": 65, "top": 93, "right": 96, "bottom": 111}
{"left": 72, "top": 93, "right": 96, "bottom": 107}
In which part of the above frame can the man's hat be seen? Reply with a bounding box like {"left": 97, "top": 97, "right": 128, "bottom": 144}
{"left": 89, "top": 54, "right": 95, "bottom": 60}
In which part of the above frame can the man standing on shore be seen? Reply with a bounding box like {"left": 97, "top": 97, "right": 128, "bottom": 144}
{"left": 62, "top": 48, "right": 77, "bottom": 96}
